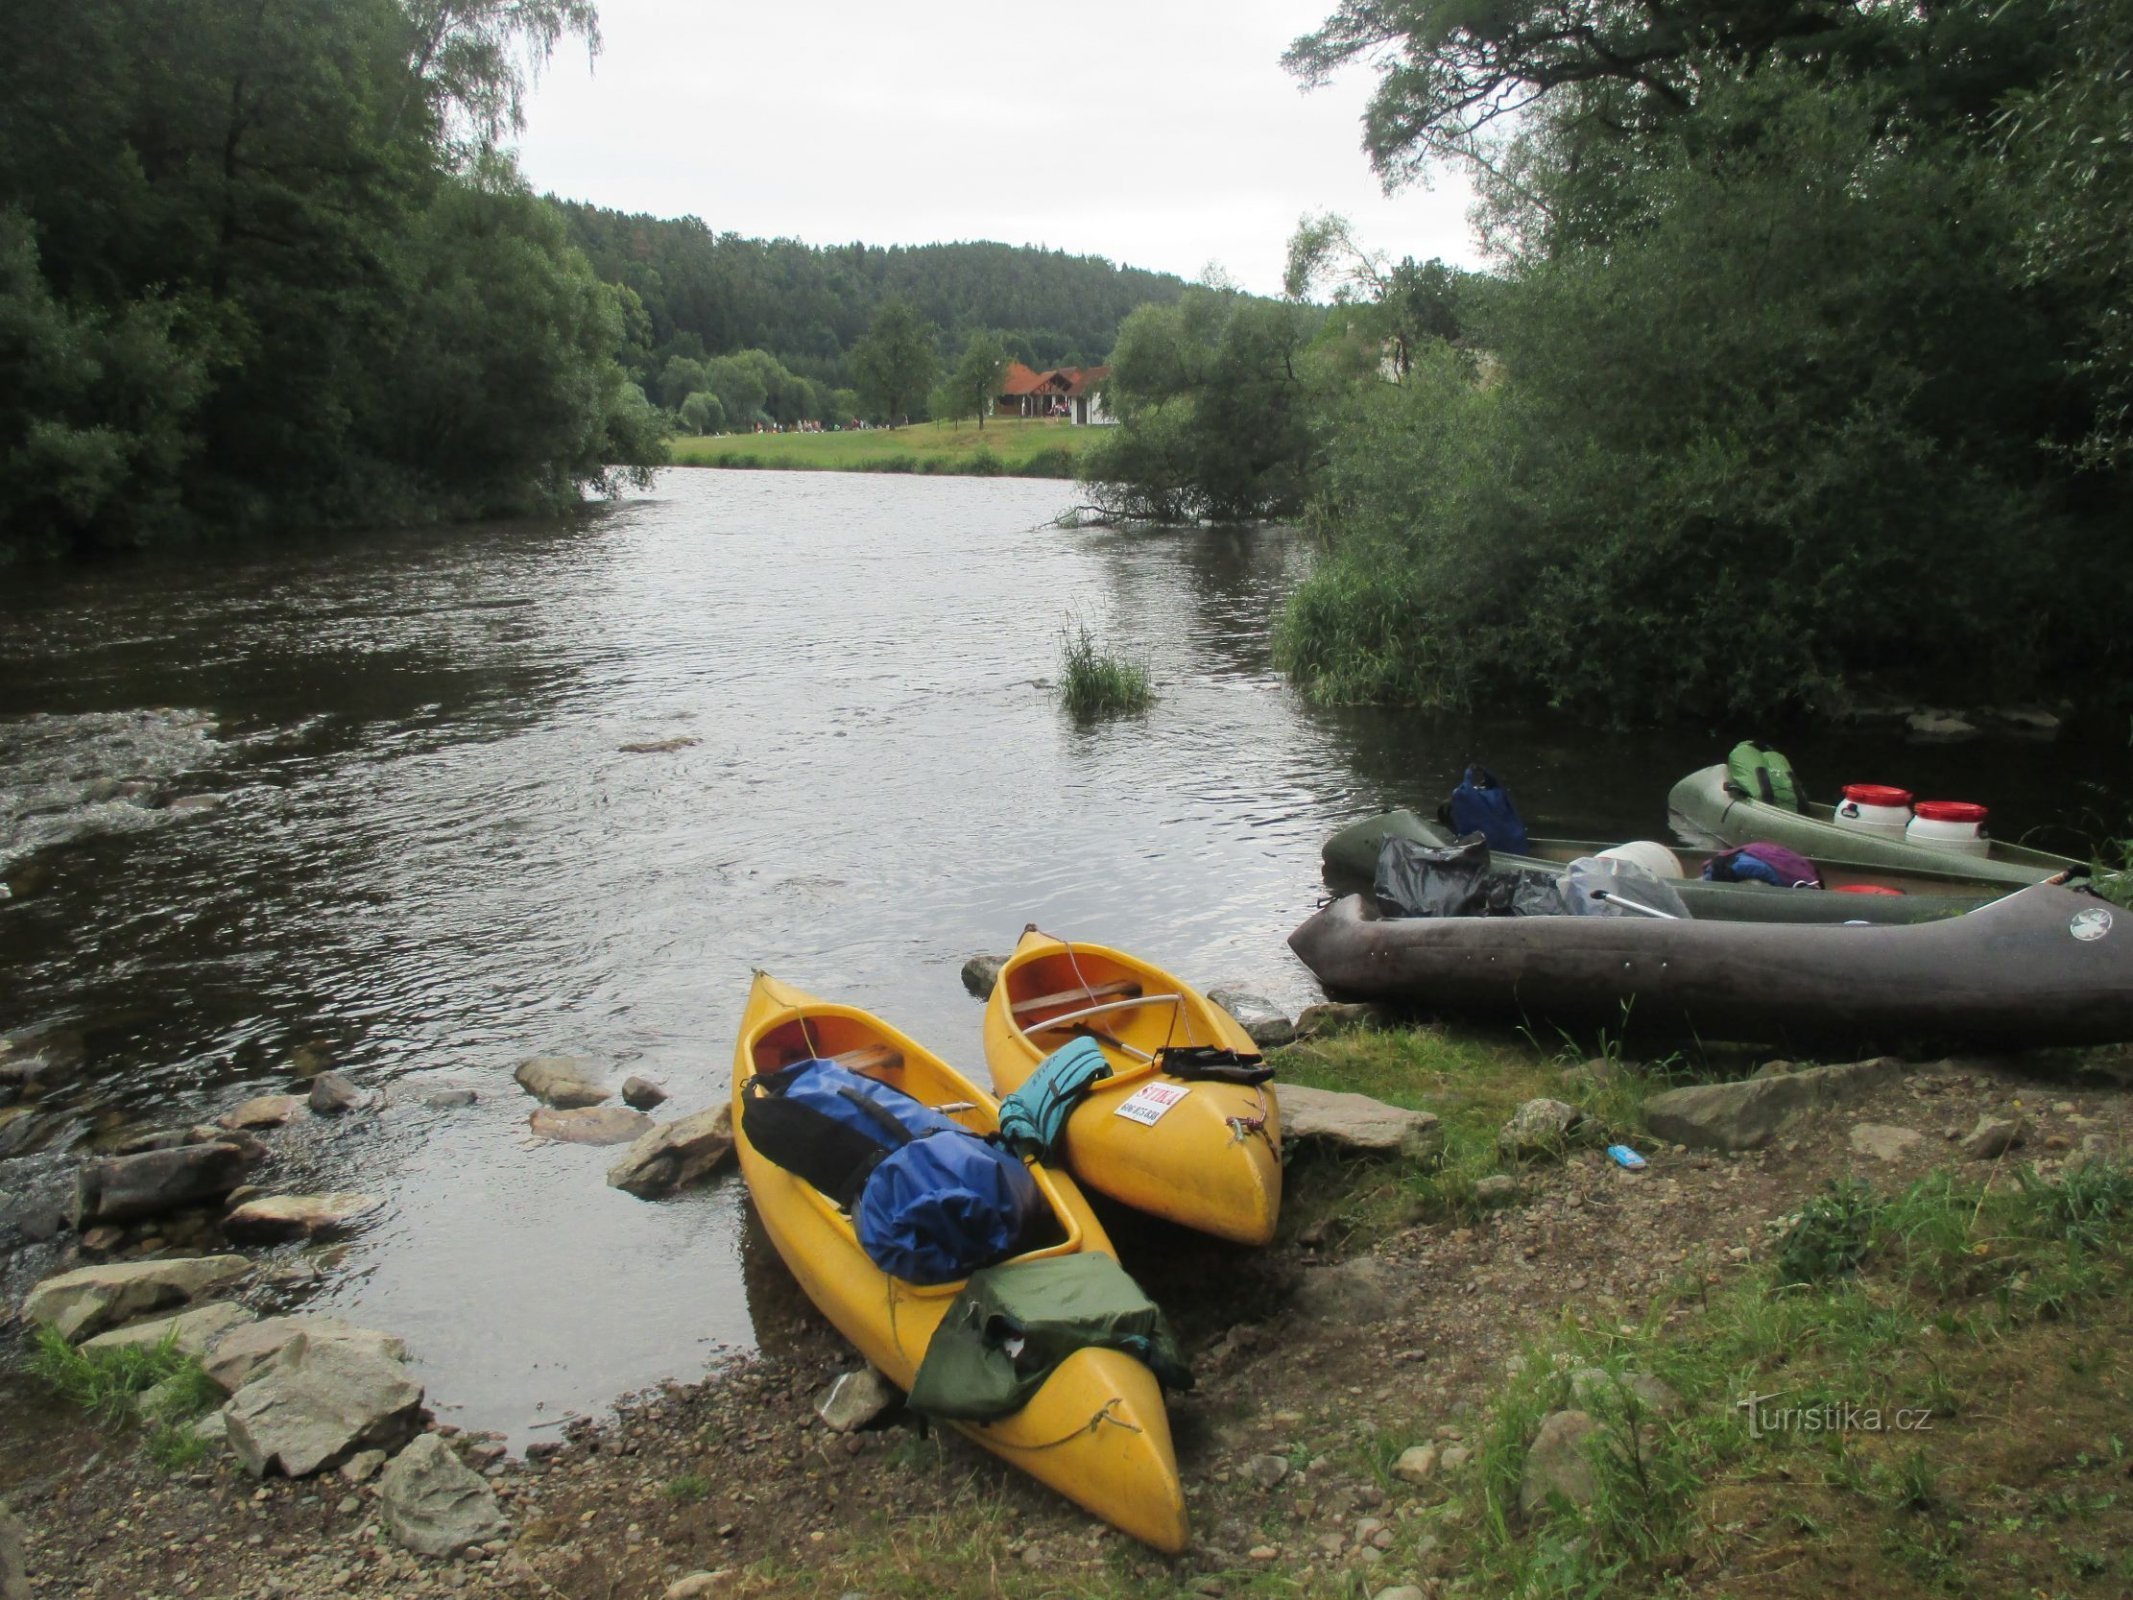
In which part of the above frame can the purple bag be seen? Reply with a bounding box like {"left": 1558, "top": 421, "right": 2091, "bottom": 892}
{"left": 1702, "top": 841, "right": 1823, "bottom": 889}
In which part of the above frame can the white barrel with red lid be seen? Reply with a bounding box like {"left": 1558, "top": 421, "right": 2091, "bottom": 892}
{"left": 1834, "top": 783, "right": 1913, "bottom": 840}
{"left": 1906, "top": 799, "right": 1989, "bottom": 855}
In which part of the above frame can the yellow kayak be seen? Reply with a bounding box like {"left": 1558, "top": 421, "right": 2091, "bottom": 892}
{"left": 981, "top": 927, "right": 1282, "bottom": 1247}
{"left": 731, "top": 971, "right": 1189, "bottom": 1553}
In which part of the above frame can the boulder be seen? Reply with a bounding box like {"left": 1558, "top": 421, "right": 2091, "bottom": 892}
{"left": 378, "top": 1433, "right": 510, "bottom": 1557}
{"left": 0, "top": 1497, "right": 25, "bottom": 1600}
{"left": 203, "top": 1314, "right": 409, "bottom": 1394}
{"left": 1498, "top": 1098, "right": 1583, "bottom": 1162}
{"left": 960, "top": 954, "right": 1008, "bottom": 998}
{"left": 1962, "top": 1114, "right": 2028, "bottom": 1161}
{"left": 620, "top": 1076, "right": 668, "bottom": 1111}
{"left": 1206, "top": 989, "right": 1296, "bottom": 1048}
{"left": 1473, "top": 1174, "right": 1520, "bottom": 1208}
{"left": 514, "top": 1057, "right": 609, "bottom": 1108}
{"left": 23, "top": 1254, "right": 252, "bottom": 1342}
{"left": 306, "top": 1073, "right": 362, "bottom": 1115}
{"left": 1642, "top": 1057, "right": 1902, "bottom": 1151}
{"left": 1519, "top": 1410, "right": 1602, "bottom": 1519}
{"left": 1278, "top": 1085, "right": 1444, "bottom": 1160}
{"left": 527, "top": 1106, "right": 653, "bottom": 1146}
{"left": 1569, "top": 1368, "right": 1681, "bottom": 1419}
{"left": 223, "top": 1192, "right": 384, "bottom": 1241}
{"left": 1849, "top": 1123, "right": 1923, "bottom": 1163}
{"left": 82, "top": 1300, "right": 256, "bottom": 1359}
{"left": 1294, "top": 1002, "right": 1389, "bottom": 1039}
{"left": 813, "top": 1366, "right": 899, "bottom": 1433}
{"left": 607, "top": 1106, "right": 735, "bottom": 1199}
{"left": 222, "top": 1335, "right": 424, "bottom": 1477}
{"left": 218, "top": 1094, "right": 306, "bottom": 1130}
{"left": 1392, "top": 1444, "right": 1437, "bottom": 1484}
{"left": 73, "top": 1141, "right": 258, "bottom": 1226}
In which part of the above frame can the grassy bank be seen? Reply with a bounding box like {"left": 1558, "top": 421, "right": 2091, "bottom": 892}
{"left": 669, "top": 417, "right": 1093, "bottom": 479}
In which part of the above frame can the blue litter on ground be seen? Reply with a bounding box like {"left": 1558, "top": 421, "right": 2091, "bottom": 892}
{"left": 1607, "top": 1144, "right": 1648, "bottom": 1170}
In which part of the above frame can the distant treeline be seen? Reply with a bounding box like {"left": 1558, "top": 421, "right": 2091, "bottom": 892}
{"left": 556, "top": 203, "right": 1188, "bottom": 405}
{"left": 1, "top": 0, "right": 666, "bottom": 563}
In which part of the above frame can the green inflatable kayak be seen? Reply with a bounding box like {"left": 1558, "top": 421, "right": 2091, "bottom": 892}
{"left": 1666, "top": 764, "right": 2079, "bottom": 889}
{"left": 1321, "top": 809, "right": 1999, "bottom": 925}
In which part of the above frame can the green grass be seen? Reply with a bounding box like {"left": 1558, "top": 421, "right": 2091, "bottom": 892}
{"left": 1058, "top": 620, "right": 1153, "bottom": 719}
{"left": 1434, "top": 1157, "right": 2133, "bottom": 1597}
{"left": 662, "top": 1471, "right": 712, "bottom": 1503}
{"left": 669, "top": 416, "right": 1091, "bottom": 479}
{"left": 31, "top": 1326, "right": 225, "bottom": 1471}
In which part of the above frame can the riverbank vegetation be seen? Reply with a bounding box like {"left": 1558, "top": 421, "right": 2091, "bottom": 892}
{"left": 1083, "top": 0, "right": 2133, "bottom": 723}
{"left": 1058, "top": 621, "right": 1154, "bottom": 718}
{"left": 1, "top": 0, "right": 669, "bottom": 563}
{"left": 670, "top": 417, "right": 1085, "bottom": 478}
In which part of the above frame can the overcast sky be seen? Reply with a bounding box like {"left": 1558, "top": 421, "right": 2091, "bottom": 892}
{"left": 513, "top": 0, "right": 1481, "bottom": 298}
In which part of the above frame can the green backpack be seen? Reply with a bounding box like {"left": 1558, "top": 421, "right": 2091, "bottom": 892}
{"left": 1725, "top": 740, "right": 1802, "bottom": 812}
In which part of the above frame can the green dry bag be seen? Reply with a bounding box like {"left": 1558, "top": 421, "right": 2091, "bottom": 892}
{"left": 1725, "top": 741, "right": 1801, "bottom": 812}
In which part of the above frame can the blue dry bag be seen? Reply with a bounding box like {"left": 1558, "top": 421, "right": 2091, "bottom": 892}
{"left": 1445, "top": 765, "right": 1530, "bottom": 854}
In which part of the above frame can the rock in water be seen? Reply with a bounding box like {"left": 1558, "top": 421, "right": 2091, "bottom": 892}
{"left": 960, "top": 954, "right": 1008, "bottom": 998}
{"left": 1278, "top": 1085, "right": 1444, "bottom": 1160}
{"left": 527, "top": 1106, "right": 653, "bottom": 1145}
{"left": 23, "top": 1255, "right": 252, "bottom": 1342}
{"left": 223, "top": 1192, "right": 384, "bottom": 1240}
{"left": 218, "top": 1094, "right": 306, "bottom": 1130}
{"left": 82, "top": 1301, "right": 256, "bottom": 1359}
{"left": 202, "top": 1315, "right": 409, "bottom": 1394}
{"left": 307, "top": 1073, "right": 361, "bottom": 1115}
{"left": 620, "top": 1075, "right": 668, "bottom": 1111}
{"left": 814, "top": 1367, "right": 898, "bottom": 1433}
{"left": 223, "top": 1335, "right": 424, "bottom": 1477}
{"left": 73, "top": 1141, "right": 258, "bottom": 1226}
{"left": 607, "top": 1106, "right": 735, "bottom": 1199}
{"left": 1519, "top": 1410, "right": 1602, "bottom": 1518}
{"left": 1205, "top": 988, "right": 1297, "bottom": 1047}
{"left": 1498, "top": 1099, "right": 1584, "bottom": 1162}
{"left": 378, "top": 1434, "right": 510, "bottom": 1556}
{"left": 514, "top": 1057, "right": 609, "bottom": 1108}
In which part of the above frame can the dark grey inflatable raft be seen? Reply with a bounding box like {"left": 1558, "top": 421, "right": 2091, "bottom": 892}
{"left": 1287, "top": 880, "right": 2133, "bottom": 1048}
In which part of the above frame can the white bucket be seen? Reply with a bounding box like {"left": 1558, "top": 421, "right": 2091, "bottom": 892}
{"left": 1596, "top": 840, "right": 1686, "bottom": 881}
{"left": 1834, "top": 784, "right": 1913, "bottom": 841}
{"left": 1906, "top": 805, "right": 1990, "bottom": 856}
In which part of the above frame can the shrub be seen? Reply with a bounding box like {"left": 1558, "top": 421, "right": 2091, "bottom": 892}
{"left": 1058, "top": 620, "right": 1153, "bottom": 718}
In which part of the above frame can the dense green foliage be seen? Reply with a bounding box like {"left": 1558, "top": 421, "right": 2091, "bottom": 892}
{"left": 0, "top": 0, "right": 662, "bottom": 561}
{"left": 1150, "top": 0, "right": 2133, "bottom": 720}
{"left": 557, "top": 202, "right": 1189, "bottom": 404}
{"left": 934, "top": 331, "right": 1011, "bottom": 429}
{"left": 1057, "top": 620, "right": 1154, "bottom": 719}
{"left": 1076, "top": 287, "right": 1326, "bottom": 522}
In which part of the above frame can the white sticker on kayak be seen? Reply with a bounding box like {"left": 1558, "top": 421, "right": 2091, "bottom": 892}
{"left": 2070, "top": 907, "right": 2113, "bottom": 942}
{"left": 1115, "top": 1083, "right": 1190, "bottom": 1126}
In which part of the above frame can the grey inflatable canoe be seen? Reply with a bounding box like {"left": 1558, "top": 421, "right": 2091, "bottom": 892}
{"left": 1288, "top": 880, "right": 2132, "bottom": 1048}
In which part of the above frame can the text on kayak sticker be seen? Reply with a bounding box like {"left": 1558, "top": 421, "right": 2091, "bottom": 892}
{"left": 1114, "top": 1083, "right": 1191, "bottom": 1126}
{"left": 2070, "top": 907, "right": 2113, "bottom": 943}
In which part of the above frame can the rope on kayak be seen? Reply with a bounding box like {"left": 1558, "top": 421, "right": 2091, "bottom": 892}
{"left": 1227, "top": 1081, "right": 1274, "bottom": 1148}
{"left": 984, "top": 1396, "right": 1141, "bottom": 1452}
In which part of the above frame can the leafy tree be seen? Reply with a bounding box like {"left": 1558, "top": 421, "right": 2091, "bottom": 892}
{"left": 851, "top": 299, "right": 939, "bottom": 426}
{"left": 941, "top": 330, "right": 1010, "bottom": 428}
{"left": 679, "top": 391, "right": 725, "bottom": 434}
{"left": 657, "top": 356, "right": 708, "bottom": 410}
{"left": 1079, "top": 288, "right": 1320, "bottom": 521}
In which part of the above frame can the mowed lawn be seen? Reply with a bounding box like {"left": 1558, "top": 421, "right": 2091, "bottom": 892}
{"left": 668, "top": 416, "right": 1093, "bottom": 478}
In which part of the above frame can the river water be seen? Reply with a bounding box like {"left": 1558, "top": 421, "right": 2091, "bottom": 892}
{"left": 3, "top": 469, "right": 2128, "bottom": 1437}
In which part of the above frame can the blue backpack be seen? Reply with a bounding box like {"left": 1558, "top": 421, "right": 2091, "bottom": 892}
{"left": 742, "top": 1058, "right": 1038, "bottom": 1286}
{"left": 1444, "top": 765, "right": 1530, "bottom": 854}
